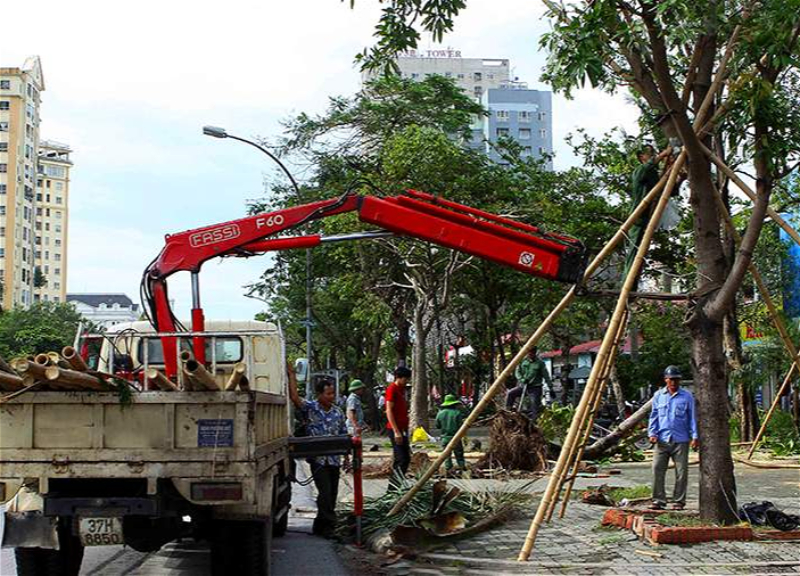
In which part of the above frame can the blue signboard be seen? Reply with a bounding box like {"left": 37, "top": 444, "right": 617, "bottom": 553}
{"left": 780, "top": 212, "right": 800, "bottom": 319}
{"left": 197, "top": 419, "right": 234, "bottom": 447}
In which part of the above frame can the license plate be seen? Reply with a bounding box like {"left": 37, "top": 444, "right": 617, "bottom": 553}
{"left": 78, "top": 517, "right": 124, "bottom": 546}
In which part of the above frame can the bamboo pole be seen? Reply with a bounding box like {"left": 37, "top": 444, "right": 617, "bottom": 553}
{"left": 748, "top": 363, "right": 796, "bottom": 458}
{"left": 184, "top": 360, "right": 220, "bottom": 391}
{"left": 702, "top": 144, "right": 800, "bottom": 248}
{"left": 44, "top": 366, "right": 108, "bottom": 391}
{"left": 518, "top": 152, "right": 684, "bottom": 562}
{"left": 15, "top": 360, "right": 52, "bottom": 381}
{"left": 34, "top": 353, "right": 51, "bottom": 366}
{"left": 0, "top": 371, "right": 25, "bottom": 391}
{"left": 145, "top": 368, "right": 179, "bottom": 391}
{"left": 62, "top": 346, "right": 89, "bottom": 371}
{"left": 385, "top": 169, "right": 672, "bottom": 518}
{"left": 225, "top": 362, "right": 247, "bottom": 391}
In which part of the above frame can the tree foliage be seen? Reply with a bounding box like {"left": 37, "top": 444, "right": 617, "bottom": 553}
{"left": 0, "top": 302, "right": 84, "bottom": 359}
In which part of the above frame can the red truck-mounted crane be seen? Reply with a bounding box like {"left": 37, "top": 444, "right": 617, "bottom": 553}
{"left": 143, "top": 188, "right": 586, "bottom": 380}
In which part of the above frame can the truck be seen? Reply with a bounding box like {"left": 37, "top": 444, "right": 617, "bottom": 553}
{"left": 1, "top": 320, "right": 294, "bottom": 576}
{"left": 1, "top": 188, "right": 587, "bottom": 575}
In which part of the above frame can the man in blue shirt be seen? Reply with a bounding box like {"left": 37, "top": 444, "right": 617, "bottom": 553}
{"left": 648, "top": 366, "right": 699, "bottom": 510}
{"left": 288, "top": 369, "right": 348, "bottom": 538}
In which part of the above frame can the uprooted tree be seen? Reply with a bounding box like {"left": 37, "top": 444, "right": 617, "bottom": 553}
{"left": 352, "top": 0, "right": 800, "bottom": 523}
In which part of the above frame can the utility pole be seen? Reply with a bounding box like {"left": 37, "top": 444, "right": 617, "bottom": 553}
{"left": 305, "top": 248, "right": 313, "bottom": 399}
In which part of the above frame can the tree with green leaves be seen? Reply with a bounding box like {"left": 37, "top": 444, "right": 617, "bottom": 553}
{"left": 0, "top": 302, "right": 84, "bottom": 359}
{"left": 351, "top": 0, "right": 800, "bottom": 523}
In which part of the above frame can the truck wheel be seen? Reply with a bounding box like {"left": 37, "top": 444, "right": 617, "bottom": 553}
{"left": 210, "top": 519, "right": 272, "bottom": 576}
{"left": 15, "top": 519, "right": 84, "bottom": 576}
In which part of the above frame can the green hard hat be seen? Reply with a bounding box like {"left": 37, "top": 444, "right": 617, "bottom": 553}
{"left": 441, "top": 394, "right": 460, "bottom": 407}
{"left": 348, "top": 379, "right": 365, "bottom": 392}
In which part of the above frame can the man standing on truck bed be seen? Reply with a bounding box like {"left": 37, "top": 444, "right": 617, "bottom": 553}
{"left": 386, "top": 366, "right": 412, "bottom": 484}
{"left": 288, "top": 369, "right": 347, "bottom": 538}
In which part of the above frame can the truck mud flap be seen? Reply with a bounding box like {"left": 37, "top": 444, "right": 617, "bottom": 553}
{"left": 1, "top": 511, "right": 59, "bottom": 550}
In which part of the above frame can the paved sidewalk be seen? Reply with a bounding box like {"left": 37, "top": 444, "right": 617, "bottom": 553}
{"left": 343, "top": 461, "right": 800, "bottom": 575}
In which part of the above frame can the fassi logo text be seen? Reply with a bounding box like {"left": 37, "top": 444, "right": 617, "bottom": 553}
{"left": 189, "top": 225, "right": 241, "bottom": 247}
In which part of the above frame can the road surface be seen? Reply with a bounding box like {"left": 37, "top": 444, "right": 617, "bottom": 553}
{"left": 0, "top": 463, "right": 348, "bottom": 575}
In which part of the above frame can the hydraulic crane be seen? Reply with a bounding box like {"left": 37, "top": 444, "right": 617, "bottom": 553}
{"left": 143, "top": 189, "right": 587, "bottom": 380}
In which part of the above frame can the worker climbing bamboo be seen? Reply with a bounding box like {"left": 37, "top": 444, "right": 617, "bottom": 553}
{"left": 624, "top": 144, "right": 674, "bottom": 288}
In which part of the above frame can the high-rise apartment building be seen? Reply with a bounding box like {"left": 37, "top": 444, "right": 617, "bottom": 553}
{"left": 34, "top": 141, "right": 71, "bottom": 303}
{"left": 0, "top": 57, "right": 44, "bottom": 309}
{"left": 363, "top": 51, "right": 554, "bottom": 167}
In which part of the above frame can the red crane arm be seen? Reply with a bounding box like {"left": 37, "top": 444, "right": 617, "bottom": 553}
{"left": 144, "top": 191, "right": 585, "bottom": 380}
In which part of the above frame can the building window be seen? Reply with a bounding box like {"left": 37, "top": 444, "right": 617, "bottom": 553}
{"left": 54, "top": 282, "right": 60, "bottom": 290}
{"left": 519, "top": 128, "right": 531, "bottom": 140}
{"left": 0, "top": 101, "right": 9, "bottom": 110}
{"left": 0, "top": 227, "right": 4, "bottom": 235}
{"left": 54, "top": 253, "right": 61, "bottom": 261}
{"left": 444, "top": 72, "right": 452, "bottom": 78}
{"left": 0, "top": 123, "right": 8, "bottom": 132}
{"left": 36, "top": 192, "right": 42, "bottom": 200}
{"left": 496, "top": 128, "right": 510, "bottom": 138}
{"left": 0, "top": 184, "right": 5, "bottom": 194}
{"left": 0, "top": 80, "right": 9, "bottom": 89}
{"left": 523, "top": 146, "right": 532, "bottom": 155}
{"left": 45, "top": 223, "right": 50, "bottom": 231}
{"left": 55, "top": 182, "right": 64, "bottom": 191}
{"left": 35, "top": 250, "right": 41, "bottom": 259}
{"left": 496, "top": 110, "right": 509, "bottom": 121}
{"left": 519, "top": 111, "right": 531, "bottom": 123}
{"left": 0, "top": 164, "right": 6, "bottom": 173}
{"left": 411, "top": 73, "right": 419, "bottom": 79}
{"left": 487, "top": 73, "right": 494, "bottom": 80}
{"left": 538, "top": 147, "right": 546, "bottom": 154}
{"left": 36, "top": 207, "right": 42, "bottom": 216}
{"left": 56, "top": 196, "right": 62, "bottom": 205}
{"left": 0, "top": 143, "right": 7, "bottom": 152}
{"left": 457, "top": 73, "right": 464, "bottom": 79}
{"left": 55, "top": 239, "right": 61, "bottom": 247}
{"left": 55, "top": 211, "right": 62, "bottom": 219}
{"left": 538, "top": 112, "right": 547, "bottom": 121}
{"left": 55, "top": 224, "right": 61, "bottom": 233}
{"left": 54, "top": 267, "right": 60, "bottom": 275}
{"left": 54, "top": 296, "right": 60, "bottom": 303}
{"left": 473, "top": 72, "right": 482, "bottom": 81}
{"left": 473, "top": 86, "right": 483, "bottom": 98}
{"left": 0, "top": 206, "right": 5, "bottom": 216}
{"left": 539, "top": 128, "right": 547, "bottom": 138}
{"left": 0, "top": 248, "right": 5, "bottom": 258}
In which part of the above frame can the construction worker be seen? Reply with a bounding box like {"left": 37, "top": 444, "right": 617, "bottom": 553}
{"left": 287, "top": 369, "right": 347, "bottom": 538}
{"left": 385, "top": 366, "right": 412, "bottom": 483}
{"left": 624, "top": 144, "right": 673, "bottom": 286}
{"left": 435, "top": 394, "right": 467, "bottom": 475}
{"left": 345, "top": 379, "right": 367, "bottom": 437}
{"left": 648, "top": 366, "right": 699, "bottom": 510}
{"left": 506, "top": 347, "right": 551, "bottom": 421}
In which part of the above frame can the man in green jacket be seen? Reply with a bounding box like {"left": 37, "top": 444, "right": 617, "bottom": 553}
{"left": 507, "top": 347, "right": 551, "bottom": 421}
{"left": 435, "top": 394, "right": 466, "bottom": 474}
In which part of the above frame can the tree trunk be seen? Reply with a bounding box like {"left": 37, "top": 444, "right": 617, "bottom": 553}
{"left": 609, "top": 365, "right": 627, "bottom": 417}
{"left": 410, "top": 305, "right": 429, "bottom": 431}
{"left": 395, "top": 315, "right": 411, "bottom": 367}
{"left": 583, "top": 399, "right": 653, "bottom": 459}
{"left": 793, "top": 384, "right": 800, "bottom": 430}
{"left": 691, "top": 318, "right": 738, "bottom": 524}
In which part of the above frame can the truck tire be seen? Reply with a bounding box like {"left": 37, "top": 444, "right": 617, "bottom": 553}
{"left": 15, "top": 519, "right": 84, "bottom": 576}
{"left": 210, "top": 519, "right": 272, "bottom": 576}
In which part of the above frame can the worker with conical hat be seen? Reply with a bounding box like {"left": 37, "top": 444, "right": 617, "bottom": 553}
{"left": 436, "top": 394, "right": 466, "bottom": 475}
{"left": 345, "top": 379, "right": 367, "bottom": 437}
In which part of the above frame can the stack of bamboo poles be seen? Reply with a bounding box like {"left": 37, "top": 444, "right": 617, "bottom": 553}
{"left": 174, "top": 349, "right": 249, "bottom": 392}
{"left": 0, "top": 346, "right": 113, "bottom": 392}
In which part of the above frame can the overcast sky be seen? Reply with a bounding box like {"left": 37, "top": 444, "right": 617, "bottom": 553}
{"left": 2, "top": 0, "right": 639, "bottom": 322}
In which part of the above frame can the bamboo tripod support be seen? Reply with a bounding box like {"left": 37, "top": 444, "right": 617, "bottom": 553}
{"left": 385, "top": 170, "right": 672, "bottom": 518}
{"left": 517, "top": 152, "right": 685, "bottom": 562}
{"left": 555, "top": 310, "right": 630, "bottom": 520}
{"left": 708, "top": 176, "right": 800, "bottom": 458}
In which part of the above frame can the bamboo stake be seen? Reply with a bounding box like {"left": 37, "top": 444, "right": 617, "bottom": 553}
{"left": 0, "top": 371, "right": 25, "bottom": 391}
{"left": 385, "top": 169, "right": 672, "bottom": 518}
{"left": 225, "top": 362, "right": 247, "bottom": 391}
{"left": 62, "top": 346, "right": 89, "bottom": 371}
{"left": 518, "top": 152, "right": 684, "bottom": 562}
{"left": 710, "top": 183, "right": 800, "bottom": 458}
{"left": 702, "top": 144, "right": 800, "bottom": 248}
{"left": 34, "top": 353, "right": 51, "bottom": 366}
{"left": 145, "top": 368, "right": 179, "bottom": 392}
{"left": 183, "top": 360, "right": 220, "bottom": 391}
{"left": 15, "top": 360, "right": 52, "bottom": 381}
{"left": 44, "top": 366, "right": 108, "bottom": 391}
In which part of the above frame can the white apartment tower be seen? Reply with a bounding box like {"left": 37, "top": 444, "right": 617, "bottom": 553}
{"left": 34, "top": 141, "right": 71, "bottom": 303}
{"left": 0, "top": 57, "right": 44, "bottom": 309}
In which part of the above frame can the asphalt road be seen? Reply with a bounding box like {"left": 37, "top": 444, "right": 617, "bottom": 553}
{"left": 0, "top": 464, "right": 348, "bottom": 576}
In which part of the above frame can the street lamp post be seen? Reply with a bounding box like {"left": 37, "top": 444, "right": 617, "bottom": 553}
{"left": 203, "top": 125, "right": 314, "bottom": 398}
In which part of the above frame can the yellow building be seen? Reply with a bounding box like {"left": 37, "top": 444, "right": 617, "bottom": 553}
{"left": 0, "top": 57, "right": 44, "bottom": 308}
{"left": 34, "top": 141, "right": 71, "bottom": 303}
